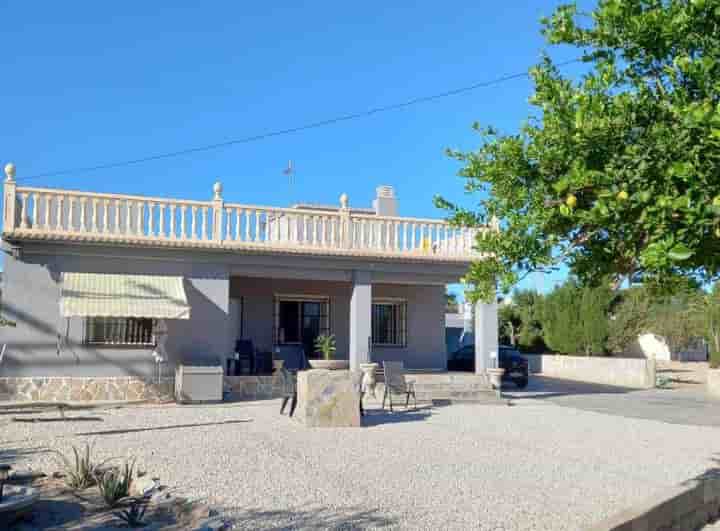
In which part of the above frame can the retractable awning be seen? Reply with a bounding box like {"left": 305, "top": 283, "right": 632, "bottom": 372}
{"left": 61, "top": 273, "right": 191, "bottom": 319}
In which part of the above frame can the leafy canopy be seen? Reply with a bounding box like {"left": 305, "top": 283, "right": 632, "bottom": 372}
{"left": 437, "top": 0, "right": 720, "bottom": 302}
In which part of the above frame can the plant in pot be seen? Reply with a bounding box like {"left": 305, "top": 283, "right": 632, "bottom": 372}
{"left": 309, "top": 334, "right": 348, "bottom": 370}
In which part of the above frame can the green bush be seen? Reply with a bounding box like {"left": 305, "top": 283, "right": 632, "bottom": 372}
{"left": 54, "top": 442, "right": 109, "bottom": 490}
{"left": 97, "top": 459, "right": 135, "bottom": 508}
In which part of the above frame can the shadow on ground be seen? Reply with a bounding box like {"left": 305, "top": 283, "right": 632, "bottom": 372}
{"left": 220, "top": 506, "right": 398, "bottom": 530}
{"left": 505, "top": 376, "right": 640, "bottom": 400}
{"left": 75, "top": 418, "right": 253, "bottom": 437}
{"left": 361, "top": 407, "right": 433, "bottom": 427}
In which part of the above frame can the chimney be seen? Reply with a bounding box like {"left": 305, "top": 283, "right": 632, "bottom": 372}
{"left": 372, "top": 185, "right": 398, "bottom": 216}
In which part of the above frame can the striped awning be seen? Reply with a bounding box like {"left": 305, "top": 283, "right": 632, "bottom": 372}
{"left": 61, "top": 273, "right": 191, "bottom": 319}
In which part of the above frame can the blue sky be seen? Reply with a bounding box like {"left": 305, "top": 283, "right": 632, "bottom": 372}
{"left": 1, "top": 1, "right": 591, "bottom": 296}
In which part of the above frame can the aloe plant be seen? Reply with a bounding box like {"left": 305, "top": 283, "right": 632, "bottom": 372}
{"left": 115, "top": 497, "right": 148, "bottom": 528}
{"left": 54, "top": 442, "right": 110, "bottom": 490}
{"left": 96, "top": 458, "right": 135, "bottom": 508}
{"left": 314, "top": 334, "right": 336, "bottom": 360}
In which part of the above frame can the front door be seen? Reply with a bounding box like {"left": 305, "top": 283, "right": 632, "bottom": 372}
{"left": 301, "top": 301, "right": 322, "bottom": 359}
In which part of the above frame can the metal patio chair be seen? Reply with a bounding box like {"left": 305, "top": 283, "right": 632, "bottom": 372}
{"left": 279, "top": 347, "right": 308, "bottom": 417}
{"left": 381, "top": 361, "right": 417, "bottom": 412}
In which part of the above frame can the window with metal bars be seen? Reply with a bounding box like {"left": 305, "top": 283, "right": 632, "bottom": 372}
{"left": 84, "top": 317, "right": 155, "bottom": 346}
{"left": 372, "top": 300, "right": 407, "bottom": 347}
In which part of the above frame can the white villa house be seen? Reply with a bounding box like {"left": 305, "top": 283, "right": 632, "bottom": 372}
{"left": 0, "top": 163, "right": 498, "bottom": 402}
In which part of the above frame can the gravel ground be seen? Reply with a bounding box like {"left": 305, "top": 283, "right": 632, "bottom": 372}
{"left": 2, "top": 398, "right": 719, "bottom": 531}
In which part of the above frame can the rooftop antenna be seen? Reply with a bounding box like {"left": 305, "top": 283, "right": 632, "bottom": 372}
{"left": 283, "top": 160, "right": 295, "bottom": 204}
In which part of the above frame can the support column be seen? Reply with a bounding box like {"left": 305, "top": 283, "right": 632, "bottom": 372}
{"left": 349, "top": 270, "right": 372, "bottom": 371}
{"left": 474, "top": 298, "right": 498, "bottom": 375}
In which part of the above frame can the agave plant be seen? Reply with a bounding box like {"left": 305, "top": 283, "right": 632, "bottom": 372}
{"left": 115, "top": 497, "right": 148, "bottom": 528}
{"left": 314, "top": 334, "right": 336, "bottom": 360}
{"left": 54, "top": 442, "right": 110, "bottom": 490}
{"left": 96, "top": 458, "right": 135, "bottom": 508}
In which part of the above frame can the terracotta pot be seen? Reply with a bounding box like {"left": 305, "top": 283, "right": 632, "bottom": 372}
{"left": 308, "top": 359, "right": 350, "bottom": 370}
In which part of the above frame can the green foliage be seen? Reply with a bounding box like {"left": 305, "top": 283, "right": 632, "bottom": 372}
{"left": 445, "top": 291, "right": 459, "bottom": 313}
{"left": 96, "top": 459, "right": 135, "bottom": 508}
{"left": 689, "top": 283, "right": 720, "bottom": 363}
{"left": 115, "top": 497, "right": 148, "bottom": 528}
{"left": 498, "top": 289, "right": 546, "bottom": 351}
{"left": 607, "top": 286, "right": 651, "bottom": 353}
{"left": 314, "top": 334, "right": 336, "bottom": 360}
{"left": 436, "top": 0, "right": 720, "bottom": 302}
{"left": 542, "top": 280, "right": 613, "bottom": 355}
{"left": 54, "top": 442, "right": 109, "bottom": 490}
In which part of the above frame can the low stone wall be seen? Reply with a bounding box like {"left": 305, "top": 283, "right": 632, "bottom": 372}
{"left": 0, "top": 376, "right": 174, "bottom": 402}
{"left": 588, "top": 472, "right": 720, "bottom": 531}
{"left": 223, "top": 374, "right": 288, "bottom": 401}
{"left": 707, "top": 369, "right": 720, "bottom": 397}
{"left": 521, "top": 354, "right": 656, "bottom": 389}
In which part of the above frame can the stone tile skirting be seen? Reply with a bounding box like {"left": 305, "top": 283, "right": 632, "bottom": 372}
{"left": 223, "top": 375, "right": 288, "bottom": 401}
{"left": 0, "top": 377, "right": 174, "bottom": 402}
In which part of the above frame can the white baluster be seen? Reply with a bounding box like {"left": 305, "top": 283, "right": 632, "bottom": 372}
{"left": 113, "top": 200, "right": 120, "bottom": 234}
{"left": 90, "top": 199, "right": 98, "bottom": 233}
{"left": 275, "top": 211, "right": 281, "bottom": 242}
{"left": 255, "top": 210, "right": 261, "bottom": 242}
{"left": 56, "top": 195, "right": 64, "bottom": 231}
{"left": 45, "top": 194, "right": 51, "bottom": 229}
{"left": 103, "top": 200, "right": 109, "bottom": 233}
{"left": 147, "top": 203, "right": 155, "bottom": 236}
{"left": 19, "top": 192, "right": 28, "bottom": 229}
{"left": 79, "top": 198, "right": 87, "bottom": 232}
{"left": 245, "top": 210, "right": 251, "bottom": 241}
{"left": 226, "top": 208, "right": 232, "bottom": 240}
{"left": 395, "top": 222, "right": 400, "bottom": 251}
{"left": 190, "top": 206, "right": 197, "bottom": 240}
{"left": 329, "top": 217, "right": 335, "bottom": 247}
{"left": 29, "top": 193, "right": 39, "bottom": 228}
{"left": 158, "top": 204, "right": 165, "bottom": 237}
{"left": 169, "top": 204, "right": 176, "bottom": 239}
{"left": 201, "top": 206, "right": 208, "bottom": 240}
{"left": 135, "top": 201, "right": 143, "bottom": 236}
{"left": 235, "top": 208, "right": 241, "bottom": 241}
{"left": 410, "top": 223, "right": 416, "bottom": 251}
{"left": 180, "top": 205, "right": 187, "bottom": 240}
{"left": 301, "top": 214, "right": 309, "bottom": 244}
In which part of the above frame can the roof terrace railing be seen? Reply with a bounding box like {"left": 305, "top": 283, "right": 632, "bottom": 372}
{"left": 2, "top": 165, "right": 488, "bottom": 261}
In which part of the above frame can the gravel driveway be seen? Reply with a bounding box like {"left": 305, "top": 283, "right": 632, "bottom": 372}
{"left": 2, "top": 398, "right": 719, "bottom": 530}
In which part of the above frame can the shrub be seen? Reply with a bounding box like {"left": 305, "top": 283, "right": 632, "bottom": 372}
{"left": 115, "top": 497, "right": 148, "bottom": 528}
{"left": 97, "top": 459, "right": 135, "bottom": 508}
{"left": 54, "top": 442, "right": 109, "bottom": 490}
{"left": 314, "top": 334, "right": 336, "bottom": 360}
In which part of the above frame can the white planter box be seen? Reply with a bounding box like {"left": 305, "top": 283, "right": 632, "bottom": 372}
{"left": 175, "top": 365, "right": 224, "bottom": 403}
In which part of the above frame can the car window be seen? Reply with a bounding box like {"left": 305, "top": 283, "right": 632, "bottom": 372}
{"left": 454, "top": 346, "right": 473, "bottom": 360}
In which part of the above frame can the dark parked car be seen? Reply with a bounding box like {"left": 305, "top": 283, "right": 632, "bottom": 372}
{"left": 447, "top": 345, "right": 529, "bottom": 388}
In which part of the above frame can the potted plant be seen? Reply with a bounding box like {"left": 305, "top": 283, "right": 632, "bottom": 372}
{"left": 308, "top": 334, "right": 349, "bottom": 370}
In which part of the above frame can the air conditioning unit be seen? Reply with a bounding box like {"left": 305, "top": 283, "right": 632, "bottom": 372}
{"left": 175, "top": 365, "right": 223, "bottom": 403}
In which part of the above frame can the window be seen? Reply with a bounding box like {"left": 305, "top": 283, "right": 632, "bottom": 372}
{"left": 372, "top": 300, "right": 407, "bottom": 347}
{"left": 84, "top": 317, "right": 155, "bottom": 346}
{"left": 274, "top": 296, "right": 330, "bottom": 356}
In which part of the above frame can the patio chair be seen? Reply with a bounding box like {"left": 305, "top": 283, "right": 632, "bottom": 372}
{"left": 234, "top": 339, "right": 255, "bottom": 375}
{"left": 381, "top": 361, "right": 417, "bottom": 412}
{"left": 279, "top": 347, "right": 308, "bottom": 417}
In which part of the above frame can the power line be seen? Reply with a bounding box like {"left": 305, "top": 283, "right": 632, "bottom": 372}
{"left": 19, "top": 58, "right": 582, "bottom": 182}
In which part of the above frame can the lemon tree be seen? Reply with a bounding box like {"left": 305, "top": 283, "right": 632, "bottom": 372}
{"left": 437, "top": 0, "right": 720, "bottom": 302}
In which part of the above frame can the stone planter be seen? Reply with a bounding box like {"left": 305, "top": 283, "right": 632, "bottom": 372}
{"left": 308, "top": 359, "right": 349, "bottom": 370}
{"left": 707, "top": 368, "right": 720, "bottom": 397}
{"left": 359, "top": 362, "right": 380, "bottom": 398}
{"left": 487, "top": 368, "right": 505, "bottom": 390}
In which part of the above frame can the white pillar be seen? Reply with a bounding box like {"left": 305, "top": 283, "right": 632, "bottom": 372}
{"left": 349, "top": 270, "right": 372, "bottom": 370}
{"left": 474, "top": 298, "right": 498, "bottom": 374}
